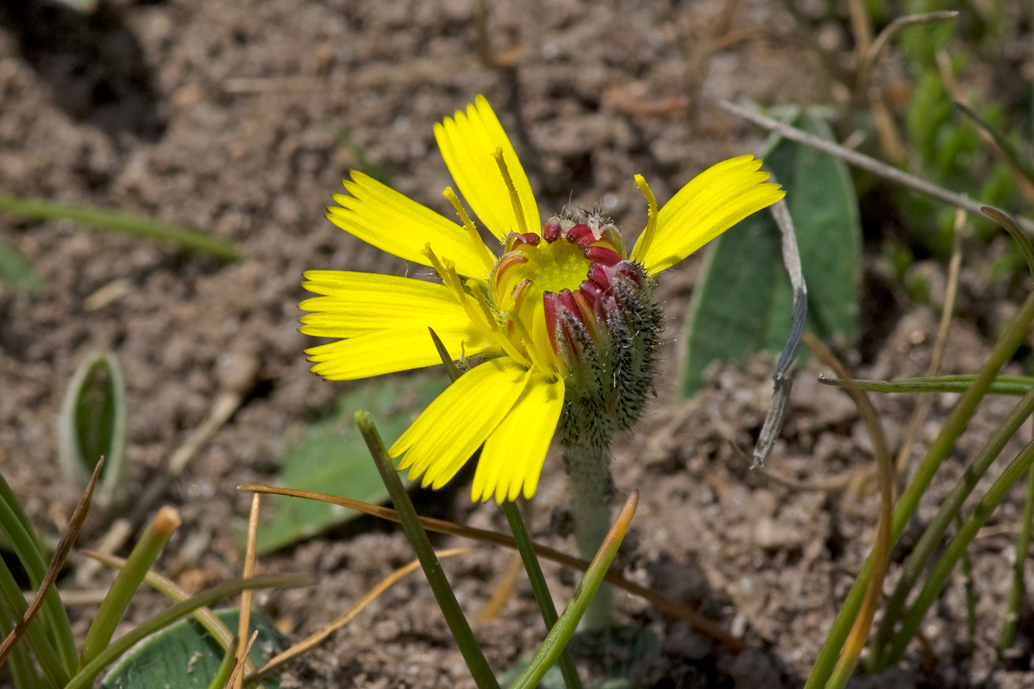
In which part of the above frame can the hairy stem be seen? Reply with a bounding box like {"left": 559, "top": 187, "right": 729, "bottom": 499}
{"left": 564, "top": 441, "right": 614, "bottom": 628}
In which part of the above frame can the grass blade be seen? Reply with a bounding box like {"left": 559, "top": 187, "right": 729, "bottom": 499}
{"left": 886, "top": 438, "right": 1034, "bottom": 663}
{"left": 355, "top": 412, "right": 499, "bottom": 689}
{"left": 65, "top": 574, "right": 313, "bottom": 689}
{"left": 0, "top": 194, "right": 240, "bottom": 262}
{"left": 246, "top": 548, "right": 469, "bottom": 685}
{"left": 79, "top": 507, "right": 182, "bottom": 668}
{"left": 823, "top": 374, "right": 1034, "bottom": 396}
{"left": 503, "top": 501, "right": 583, "bottom": 689}
{"left": 807, "top": 288, "right": 1034, "bottom": 688}
{"left": 508, "top": 492, "right": 639, "bottom": 689}
{"left": 0, "top": 474, "right": 78, "bottom": 675}
{"left": 84, "top": 550, "right": 239, "bottom": 663}
{"left": 872, "top": 383, "right": 1034, "bottom": 666}
{"left": 0, "top": 454, "right": 102, "bottom": 676}
{"left": 804, "top": 334, "right": 893, "bottom": 689}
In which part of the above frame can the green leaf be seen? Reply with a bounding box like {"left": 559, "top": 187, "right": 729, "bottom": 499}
{"left": 0, "top": 237, "right": 43, "bottom": 293}
{"left": 99, "top": 608, "right": 285, "bottom": 689}
{"left": 255, "top": 374, "right": 447, "bottom": 554}
{"left": 58, "top": 352, "right": 128, "bottom": 508}
{"left": 680, "top": 110, "right": 861, "bottom": 396}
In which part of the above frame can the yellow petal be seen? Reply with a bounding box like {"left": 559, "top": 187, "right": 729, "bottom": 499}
{"left": 390, "top": 359, "right": 530, "bottom": 489}
{"left": 473, "top": 372, "right": 564, "bottom": 503}
{"left": 305, "top": 323, "right": 495, "bottom": 380}
{"left": 328, "top": 171, "right": 488, "bottom": 278}
{"left": 434, "top": 95, "right": 540, "bottom": 240}
{"left": 630, "top": 155, "right": 785, "bottom": 276}
{"left": 299, "top": 271, "right": 464, "bottom": 338}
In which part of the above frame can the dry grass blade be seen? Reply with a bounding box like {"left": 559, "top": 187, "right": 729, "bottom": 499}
{"left": 74, "top": 518, "right": 132, "bottom": 586}
{"left": 238, "top": 484, "right": 744, "bottom": 651}
{"left": 719, "top": 100, "right": 1034, "bottom": 234}
{"left": 224, "top": 630, "right": 258, "bottom": 689}
{"left": 130, "top": 381, "right": 253, "bottom": 528}
{"left": 847, "top": 0, "right": 873, "bottom": 70}
{"left": 848, "top": 2, "right": 914, "bottom": 160}
{"left": 984, "top": 207, "right": 1034, "bottom": 277}
{"left": 867, "top": 87, "right": 908, "bottom": 164}
{"left": 234, "top": 494, "right": 261, "bottom": 689}
{"left": 67, "top": 574, "right": 314, "bottom": 689}
{"left": 245, "top": 548, "right": 470, "bottom": 684}
{"left": 753, "top": 198, "right": 808, "bottom": 467}
{"left": 803, "top": 334, "right": 894, "bottom": 687}
{"left": 0, "top": 458, "right": 104, "bottom": 667}
{"left": 855, "top": 11, "right": 959, "bottom": 96}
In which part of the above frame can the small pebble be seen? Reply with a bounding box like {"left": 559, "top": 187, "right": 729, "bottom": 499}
{"left": 753, "top": 516, "right": 802, "bottom": 550}
{"left": 218, "top": 351, "right": 260, "bottom": 394}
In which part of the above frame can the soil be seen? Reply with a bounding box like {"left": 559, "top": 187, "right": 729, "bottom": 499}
{"left": 1, "top": 1, "right": 1033, "bottom": 688}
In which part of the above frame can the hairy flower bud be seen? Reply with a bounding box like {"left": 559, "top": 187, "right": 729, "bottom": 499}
{"left": 529, "top": 210, "right": 664, "bottom": 450}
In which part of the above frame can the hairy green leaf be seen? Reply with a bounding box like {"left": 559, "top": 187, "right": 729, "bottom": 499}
{"left": 99, "top": 608, "right": 285, "bottom": 689}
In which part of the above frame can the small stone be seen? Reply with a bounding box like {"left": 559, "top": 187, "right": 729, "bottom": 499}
{"left": 218, "top": 351, "right": 260, "bottom": 394}
{"left": 729, "top": 575, "right": 769, "bottom": 615}
{"left": 373, "top": 619, "right": 400, "bottom": 642}
{"left": 753, "top": 516, "right": 802, "bottom": 550}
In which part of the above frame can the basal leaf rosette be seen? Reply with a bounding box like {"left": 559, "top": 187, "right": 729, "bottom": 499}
{"left": 300, "top": 95, "right": 784, "bottom": 505}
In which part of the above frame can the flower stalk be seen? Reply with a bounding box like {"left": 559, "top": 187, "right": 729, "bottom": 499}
{"left": 564, "top": 441, "right": 615, "bottom": 628}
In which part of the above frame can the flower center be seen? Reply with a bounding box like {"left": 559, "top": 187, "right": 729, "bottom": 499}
{"left": 493, "top": 233, "right": 588, "bottom": 312}
{"left": 489, "top": 218, "right": 631, "bottom": 376}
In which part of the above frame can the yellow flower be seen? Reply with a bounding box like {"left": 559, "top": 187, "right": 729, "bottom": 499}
{"left": 301, "top": 95, "right": 784, "bottom": 503}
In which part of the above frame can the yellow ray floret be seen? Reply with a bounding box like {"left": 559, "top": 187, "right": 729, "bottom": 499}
{"left": 299, "top": 271, "right": 469, "bottom": 338}
{"left": 390, "top": 359, "right": 530, "bottom": 491}
{"left": 434, "top": 95, "right": 540, "bottom": 241}
{"left": 474, "top": 372, "right": 565, "bottom": 502}
{"left": 328, "top": 171, "right": 488, "bottom": 279}
{"left": 305, "top": 322, "right": 495, "bottom": 381}
{"left": 630, "top": 155, "right": 785, "bottom": 276}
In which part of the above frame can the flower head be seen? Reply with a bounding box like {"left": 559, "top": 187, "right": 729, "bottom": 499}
{"left": 301, "top": 96, "right": 784, "bottom": 503}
